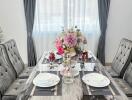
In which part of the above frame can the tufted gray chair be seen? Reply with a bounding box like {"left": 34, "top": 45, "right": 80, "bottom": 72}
{"left": 106, "top": 38, "right": 132, "bottom": 78}
{"left": 3, "top": 39, "right": 33, "bottom": 79}
{"left": 128, "top": 97, "right": 132, "bottom": 100}
{"left": 0, "top": 45, "right": 16, "bottom": 79}
{"left": 0, "top": 45, "right": 27, "bottom": 100}
{"left": 114, "top": 63, "right": 132, "bottom": 96}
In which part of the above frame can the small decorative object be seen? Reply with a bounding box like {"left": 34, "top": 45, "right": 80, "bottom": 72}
{"left": 49, "top": 52, "right": 55, "bottom": 61}
{"left": 55, "top": 26, "right": 87, "bottom": 56}
{"left": 82, "top": 50, "right": 88, "bottom": 62}
{"left": 48, "top": 52, "right": 56, "bottom": 69}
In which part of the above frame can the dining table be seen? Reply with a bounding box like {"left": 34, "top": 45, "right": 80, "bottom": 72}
{"left": 17, "top": 51, "right": 129, "bottom": 100}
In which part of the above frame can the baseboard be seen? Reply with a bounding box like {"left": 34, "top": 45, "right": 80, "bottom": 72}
{"left": 105, "top": 62, "right": 112, "bottom": 66}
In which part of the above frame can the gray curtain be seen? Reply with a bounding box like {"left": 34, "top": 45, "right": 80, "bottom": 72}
{"left": 97, "top": 0, "right": 110, "bottom": 65}
{"left": 24, "top": 0, "right": 37, "bottom": 66}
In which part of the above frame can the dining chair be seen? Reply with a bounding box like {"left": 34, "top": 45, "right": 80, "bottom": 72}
{"left": 114, "top": 62, "right": 132, "bottom": 96}
{"left": 0, "top": 45, "right": 26, "bottom": 100}
{"left": 128, "top": 97, "right": 132, "bottom": 100}
{"left": 3, "top": 39, "right": 33, "bottom": 79}
{"left": 106, "top": 38, "right": 132, "bottom": 78}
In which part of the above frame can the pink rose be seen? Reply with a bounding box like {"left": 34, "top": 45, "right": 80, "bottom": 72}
{"left": 57, "top": 46, "right": 64, "bottom": 55}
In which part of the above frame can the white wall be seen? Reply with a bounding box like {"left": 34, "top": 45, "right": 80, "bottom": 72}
{"left": 0, "top": 0, "right": 27, "bottom": 63}
{"left": 106, "top": 0, "right": 132, "bottom": 63}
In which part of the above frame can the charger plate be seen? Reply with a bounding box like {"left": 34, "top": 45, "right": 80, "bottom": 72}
{"left": 33, "top": 73, "right": 60, "bottom": 87}
{"left": 82, "top": 73, "right": 110, "bottom": 87}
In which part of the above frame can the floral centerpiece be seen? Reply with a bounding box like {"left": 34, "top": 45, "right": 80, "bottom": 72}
{"left": 55, "top": 26, "right": 87, "bottom": 56}
{"left": 55, "top": 26, "right": 87, "bottom": 84}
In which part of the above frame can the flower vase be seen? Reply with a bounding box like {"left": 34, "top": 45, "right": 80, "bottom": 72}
{"left": 61, "top": 53, "right": 74, "bottom": 84}
{"left": 62, "top": 66, "right": 74, "bottom": 84}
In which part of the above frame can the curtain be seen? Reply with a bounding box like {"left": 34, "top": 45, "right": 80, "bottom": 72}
{"left": 97, "top": 0, "right": 110, "bottom": 65}
{"left": 24, "top": 0, "right": 37, "bottom": 66}
{"left": 33, "top": 0, "right": 100, "bottom": 61}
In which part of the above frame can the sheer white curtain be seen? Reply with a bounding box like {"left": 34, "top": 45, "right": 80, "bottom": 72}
{"left": 33, "top": 0, "right": 100, "bottom": 61}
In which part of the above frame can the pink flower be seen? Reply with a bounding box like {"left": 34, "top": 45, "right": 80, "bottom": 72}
{"left": 55, "top": 37, "right": 62, "bottom": 48}
{"left": 57, "top": 46, "right": 64, "bottom": 55}
{"left": 64, "top": 33, "right": 77, "bottom": 47}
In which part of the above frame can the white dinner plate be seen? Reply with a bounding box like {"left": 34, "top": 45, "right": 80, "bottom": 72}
{"left": 82, "top": 73, "right": 110, "bottom": 87}
{"left": 45, "top": 51, "right": 62, "bottom": 60}
{"left": 33, "top": 73, "right": 60, "bottom": 87}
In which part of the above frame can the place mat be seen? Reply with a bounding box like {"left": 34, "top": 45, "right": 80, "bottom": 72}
{"left": 83, "top": 95, "right": 109, "bottom": 100}
{"left": 80, "top": 71, "right": 112, "bottom": 96}
{"left": 101, "top": 71, "right": 120, "bottom": 96}
{"left": 42, "top": 58, "right": 63, "bottom": 64}
{"left": 33, "top": 71, "right": 62, "bottom": 96}
{"left": 77, "top": 57, "right": 96, "bottom": 63}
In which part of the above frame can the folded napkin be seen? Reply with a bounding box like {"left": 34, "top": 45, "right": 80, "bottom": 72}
{"left": 75, "top": 63, "right": 95, "bottom": 71}
{"left": 39, "top": 63, "right": 61, "bottom": 71}
{"left": 84, "top": 63, "right": 95, "bottom": 71}
{"left": 75, "top": 63, "right": 82, "bottom": 71}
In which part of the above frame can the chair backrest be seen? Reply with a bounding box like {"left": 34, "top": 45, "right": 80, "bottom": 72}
{"left": 0, "top": 45, "right": 16, "bottom": 95}
{"left": 124, "top": 63, "right": 132, "bottom": 87}
{"left": 3, "top": 39, "right": 25, "bottom": 76}
{"left": 111, "top": 38, "right": 132, "bottom": 78}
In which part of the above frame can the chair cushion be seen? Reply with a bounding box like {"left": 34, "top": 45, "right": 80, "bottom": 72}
{"left": 111, "top": 38, "right": 132, "bottom": 78}
{"left": 18, "top": 67, "right": 33, "bottom": 79}
{"left": 0, "top": 65, "right": 13, "bottom": 96}
{"left": 2, "top": 79, "right": 26, "bottom": 100}
{"left": 3, "top": 40, "right": 25, "bottom": 76}
{"left": 124, "top": 63, "right": 132, "bottom": 87}
{"left": 114, "top": 78, "right": 132, "bottom": 96}
{"left": 2, "top": 95, "right": 17, "bottom": 100}
{"left": 128, "top": 97, "right": 132, "bottom": 100}
{"left": 106, "top": 66, "right": 119, "bottom": 78}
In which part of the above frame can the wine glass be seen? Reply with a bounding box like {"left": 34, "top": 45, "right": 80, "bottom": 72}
{"left": 49, "top": 52, "right": 55, "bottom": 69}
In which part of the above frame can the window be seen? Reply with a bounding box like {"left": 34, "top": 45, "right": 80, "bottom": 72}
{"left": 34, "top": 0, "right": 99, "bottom": 34}
{"left": 33, "top": 0, "right": 100, "bottom": 59}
